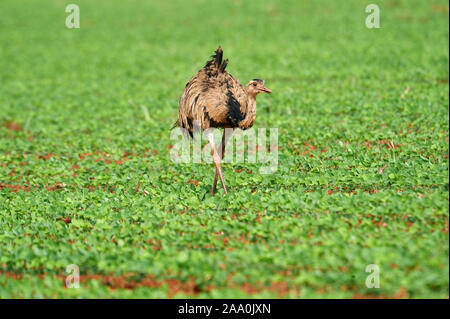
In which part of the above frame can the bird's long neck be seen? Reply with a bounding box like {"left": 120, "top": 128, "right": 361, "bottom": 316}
{"left": 238, "top": 94, "right": 257, "bottom": 129}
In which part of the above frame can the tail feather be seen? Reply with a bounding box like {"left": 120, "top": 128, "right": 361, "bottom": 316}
{"left": 204, "top": 46, "right": 228, "bottom": 73}
{"left": 220, "top": 58, "right": 228, "bottom": 73}
{"left": 213, "top": 46, "right": 223, "bottom": 68}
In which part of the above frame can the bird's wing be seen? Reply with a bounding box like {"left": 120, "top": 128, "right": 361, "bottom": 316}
{"left": 195, "top": 71, "right": 248, "bottom": 127}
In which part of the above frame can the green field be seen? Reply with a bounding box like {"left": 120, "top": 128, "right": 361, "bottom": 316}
{"left": 0, "top": 0, "right": 448, "bottom": 298}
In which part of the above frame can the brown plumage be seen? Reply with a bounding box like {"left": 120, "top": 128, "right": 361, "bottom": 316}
{"left": 175, "top": 46, "right": 272, "bottom": 195}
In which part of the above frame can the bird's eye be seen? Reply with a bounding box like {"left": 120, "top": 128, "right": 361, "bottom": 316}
{"left": 253, "top": 83, "right": 257, "bottom": 86}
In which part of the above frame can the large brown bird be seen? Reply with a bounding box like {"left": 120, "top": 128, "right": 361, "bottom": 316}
{"left": 175, "top": 46, "right": 272, "bottom": 195}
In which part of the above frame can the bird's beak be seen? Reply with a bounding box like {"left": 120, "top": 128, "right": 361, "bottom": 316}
{"left": 260, "top": 87, "right": 272, "bottom": 94}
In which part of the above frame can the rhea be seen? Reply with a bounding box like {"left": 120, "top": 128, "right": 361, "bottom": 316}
{"left": 175, "top": 46, "right": 272, "bottom": 195}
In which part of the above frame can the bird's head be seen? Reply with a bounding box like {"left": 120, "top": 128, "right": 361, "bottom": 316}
{"left": 246, "top": 79, "right": 272, "bottom": 96}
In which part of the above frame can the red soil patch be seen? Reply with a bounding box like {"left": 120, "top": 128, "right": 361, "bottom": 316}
{"left": 2, "top": 121, "right": 22, "bottom": 132}
{"left": 46, "top": 183, "right": 67, "bottom": 192}
{"left": 60, "top": 215, "right": 71, "bottom": 225}
{"left": 79, "top": 152, "right": 92, "bottom": 161}
{"left": 234, "top": 168, "right": 253, "bottom": 174}
{"left": 189, "top": 179, "right": 199, "bottom": 186}
{"left": 36, "top": 153, "right": 54, "bottom": 161}
{"left": 2, "top": 268, "right": 412, "bottom": 299}
{"left": 353, "top": 287, "right": 409, "bottom": 299}
{"left": 0, "top": 183, "right": 28, "bottom": 193}
{"left": 222, "top": 236, "right": 229, "bottom": 246}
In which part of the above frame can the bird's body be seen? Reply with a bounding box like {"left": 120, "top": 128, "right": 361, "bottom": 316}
{"left": 175, "top": 46, "right": 271, "bottom": 195}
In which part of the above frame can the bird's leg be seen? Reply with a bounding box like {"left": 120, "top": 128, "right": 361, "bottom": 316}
{"left": 205, "top": 130, "right": 227, "bottom": 195}
{"left": 211, "top": 132, "right": 225, "bottom": 195}
{"left": 212, "top": 128, "right": 235, "bottom": 195}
